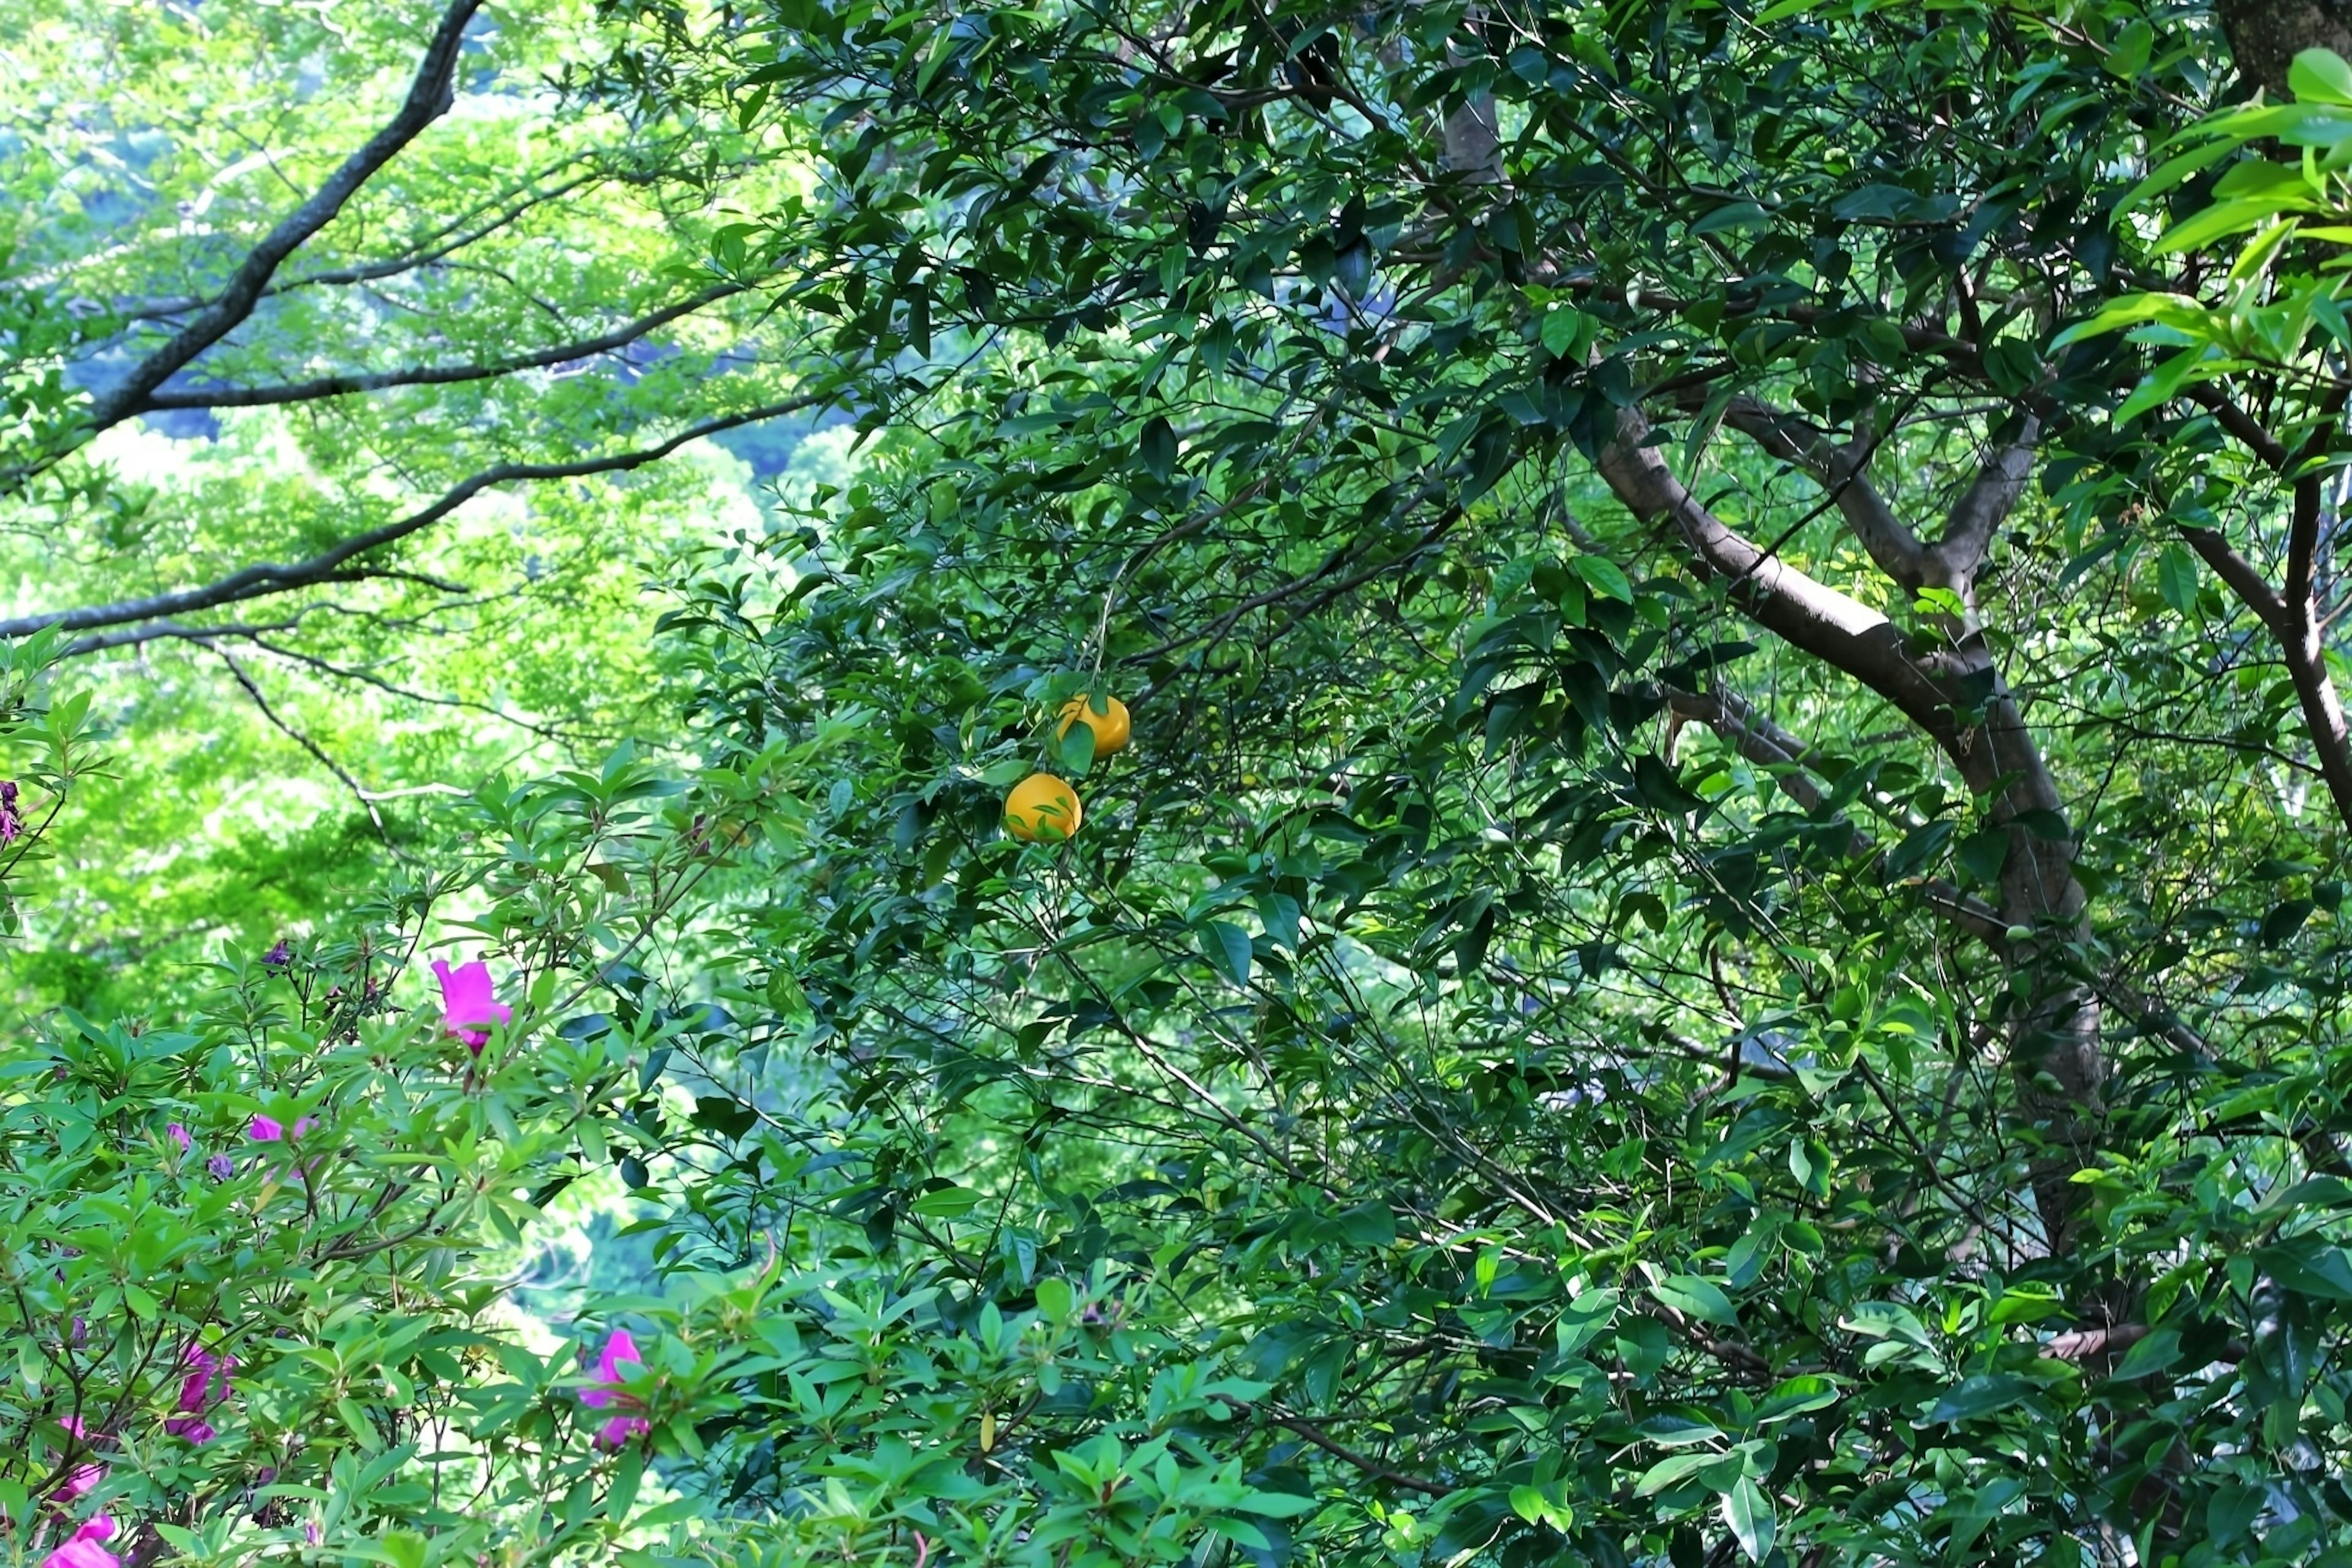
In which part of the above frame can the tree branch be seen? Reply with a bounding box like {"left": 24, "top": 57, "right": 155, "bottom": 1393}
{"left": 1596, "top": 408, "right": 1961, "bottom": 745}
{"left": 111, "top": 160, "right": 617, "bottom": 322}
{"left": 216, "top": 650, "right": 390, "bottom": 844}
{"left": 1664, "top": 684, "right": 2010, "bottom": 944}
{"left": 138, "top": 282, "right": 748, "bottom": 410}
{"left": 2176, "top": 523, "right": 2288, "bottom": 629}
{"left": 1930, "top": 416, "right": 2040, "bottom": 582}
{"left": 25, "top": 0, "right": 484, "bottom": 480}
{"left": 1719, "top": 398, "right": 1927, "bottom": 584}
{"left": 0, "top": 390, "right": 832, "bottom": 639}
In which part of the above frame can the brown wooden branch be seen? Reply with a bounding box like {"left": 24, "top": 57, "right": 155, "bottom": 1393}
{"left": 2176, "top": 523, "right": 2288, "bottom": 626}
{"left": 1931, "top": 417, "right": 2040, "bottom": 582}
{"left": 1208, "top": 1395, "right": 1452, "bottom": 1497}
{"left": 2183, "top": 384, "right": 2290, "bottom": 469}
{"left": 137, "top": 282, "right": 748, "bottom": 410}
{"left": 217, "top": 650, "right": 390, "bottom": 844}
{"left": 13, "top": 0, "right": 484, "bottom": 491}
{"left": 0, "top": 390, "right": 831, "bottom": 639}
{"left": 113, "top": 160, "right": 616, "bottom": 322}
{"left": 1596, "top": 407, "right": 1962, "bottom": 747}
{"left": 1719, "top": 398, "right": 1926, "bottom": 585}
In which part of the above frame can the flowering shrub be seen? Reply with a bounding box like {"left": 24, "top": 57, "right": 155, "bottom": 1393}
{"left": 0, "top": 636, "right": 824, "bottom": 1567}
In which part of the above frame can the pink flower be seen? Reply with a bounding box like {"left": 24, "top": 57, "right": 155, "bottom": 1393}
{"left": 167, "top": 1124, "right": 190, "bottom": 1153}
{"left": 247, "top": 1115, "right": 317, "bottom": 1143}
{"left": 55, "top": 1416, "right": 103, "bottom": 1502}
{"left": 579, "top": 1329, "right": 649, "bottom": 1446}
{"left": 433, "top": 959, "right": 511, "bottom": 1054}
{"left": 164, "top": 1344, "right": 232, "bottom": 1443}
{"left": 42, "top": 1514, "right": 119, "bottom": 1568}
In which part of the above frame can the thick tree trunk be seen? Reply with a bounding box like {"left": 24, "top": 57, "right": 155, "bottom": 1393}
{"left": 2215, "top": 0, "right": 2352, "bottom": 97}
{"left": 1598, "top": 407, "right": 2106, "bottom": 1248}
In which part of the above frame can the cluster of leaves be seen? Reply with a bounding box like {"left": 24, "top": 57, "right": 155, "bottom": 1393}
{"left": 0, "top": 631, "right": 882, "bottom": 1567}
{"left": 586, "top": 1, "right": 2352, "bottom": 1566}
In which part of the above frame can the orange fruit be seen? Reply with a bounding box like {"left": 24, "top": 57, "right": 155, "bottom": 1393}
{"left": 1055, "top": 693, "right": 1131, "bottom": 758}
{"left": 1003, "top": 772, "right": 1083, "bottom": 841}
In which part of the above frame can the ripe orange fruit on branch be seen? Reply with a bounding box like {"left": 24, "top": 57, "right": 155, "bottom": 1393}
{"left": 1055, "top": 693, "right": 1131, "bottom": 758}
{"left": 1003, "top": 772, "right": 1084, "bottom": 841}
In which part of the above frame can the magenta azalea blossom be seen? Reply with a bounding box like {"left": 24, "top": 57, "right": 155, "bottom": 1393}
{"left": 579, "top": 1329, "right": 650, "bottom": 1446}
{"left": 167, "top": 1124, "right": 190, "bottom": 1153}
{"left": 55, "top": 1416, "right": 103, "bottom": 1502}
{"left": 432, "top": 959, "right": 511, "bottom": 1054}
{"left": 247, "top": 1114, "right": 317, "bottom": 1143}
{"left": 164, "top": 1344, "right": 232, "bottom": 1443}
{"left": 42, "top": 1513, "right": 118, "bottom": 1568}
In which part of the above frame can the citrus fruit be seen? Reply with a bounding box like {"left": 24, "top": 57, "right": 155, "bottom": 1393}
{"left": 1003, "top": 772, "right": 1084, "bottom": 841}
{"left": 1055, "top": 693, "right": 1131, "bottom": 758}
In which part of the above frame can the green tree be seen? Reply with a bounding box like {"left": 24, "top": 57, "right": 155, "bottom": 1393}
{"left": 0, "top": 0, "right": 851, "bottom": 1011}
{"left": 581, "top": 1, "right": 2352, "bottom": 1564}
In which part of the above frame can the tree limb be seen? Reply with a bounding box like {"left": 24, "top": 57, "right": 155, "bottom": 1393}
{"left": 216, "top": 650, "right": 390, "bottom": 845}
{"left": 1719, "top": 398, "right": 1926, "bottom": 584}
{"left": 138, "top": 282, "right": 748, "bottom": 410}
{"left": 2176, "top": 523, "right": 2288, "bottom": 627}
{"left": 20, "top": 0, "right": 484, "bottom": 485}
{"left": 1596, "top": 407, "right": 1961, "bottom": 746}
{"left": 0, "top": 391, "right": 832, "bottom": 639}
{"left": 1930, "top": 417, "right": 2040, "bottom": 582}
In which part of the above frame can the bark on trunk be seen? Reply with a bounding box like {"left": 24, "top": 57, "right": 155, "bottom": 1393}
{"left": 2215, "top": 0, "right": 2352, "bottom": 97}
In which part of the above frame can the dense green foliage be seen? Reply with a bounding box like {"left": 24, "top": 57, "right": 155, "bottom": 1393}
{"left": 15, "top": 1, "right": 2352, "bottom": 1567}
{"left": 0, "top": 0, "right": 837, "bottom": 1014}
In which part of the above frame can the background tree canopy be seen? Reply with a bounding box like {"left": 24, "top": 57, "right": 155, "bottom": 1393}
{"left": 12, "top": 1, "right": 2352, "bottom": 1566}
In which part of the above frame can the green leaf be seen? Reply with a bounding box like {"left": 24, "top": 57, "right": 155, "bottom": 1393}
{"left": 1690, "top": 201, "right": 1768, "bottom": 236}
{"left": 2255, "top": 1237, "right": 2352, "bottom": 1300}
{"left": 1140, "top": 415, "right": 1177, "bottom": 480}
{"left": 2157, "top": 543, "right": 2199, "bottom": 614}
{"left": 1649, "top": 1274, "right": 1739, "bottom": 1327}
{"left": 1234, "top": 1490, "right": 1319, "bottom": 1517}
{"left": 1201, "top": 920, "right": 1253, "bottom": 987}
{"left": 1956, "top": 827, "right": 2009, "bottom": 885}
{"left": 1635, "top": 1449, "right": 1740, "bottom": 1496}
{"left": 2291, "top": 48, "right": 2352, "bottom": 105}
{"left": 2261, "top": 898, "right": 2316, "bottom": 946}
{"left": 911, "top": 1185, "right": 983, "bottom": 1217}
{"left": 1929, "top": 1373, "right": 2030, "bottom": 1423}
{"left": 2111, "top": 1326, "right": 2183, "bottom": 1380}
{"left": 607, "top": 1444, "right": 645, "bottom": 1520}
{"left": 1335, "top": 1200, "right": 1397, "bottom": 1246}
{"left": 1569, "top": 554, "right": 1634, "bottom": 603}
{"left": 1540, "top": 307, "right": 1588, "bottom": 358}
{"left": 1722, "top": 1477, "right": 1775, "bottom": 1563}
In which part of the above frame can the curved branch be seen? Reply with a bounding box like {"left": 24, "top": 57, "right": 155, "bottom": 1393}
{"left": 139, "top": 282, "right": 748, "bottom": 410}
{"left": 1596, "top": 407, "right": 1961, "bottom": 747}
{"left": 0, "top": 391, "right": 832, "bottom": 639}
{"left": 22, "top": 0, "right": 484, "bottom": 482}
{"left": 1930, "top": 417, "right": 2040, "bottom": 581}
{"left": 1720, "top": 398, "right": 1925, "bottom": 584}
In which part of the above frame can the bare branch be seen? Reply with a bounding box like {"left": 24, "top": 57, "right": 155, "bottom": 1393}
{"left": 139, "top": 283, "right": 748, "bottom": 411}
{"left": 2183, "top": 383, "right": 2290, "bottom": 469}
{"left": 1662, "top": 687, "right": 1833, "bottom": 816}
{"left": 1930, "top": 416, "right": 2040, "bottom": 581}
{"left": 113, "top": 162, "right": 616, "bottom": 323}
{"left": 1720, "top": 398, "right": 1926, "bottom": 584}
{"left": 21, "top": 0, "right": 484, "bottom": 483}
{"left": 0, "top": 390, "right": 832, "bottom": 639}
{"left": 216, "top": 650, "right": 390, "bottom": 845}
{"left": 1663, "top": 684, "right": 2009, "bottom": 944}
{"left": 2176, "top": 523, "right": 2287, "bottom": 630}
{"left": 1596, "top": 408, "right": 1961, "bottom": 746}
